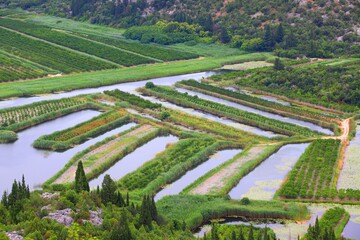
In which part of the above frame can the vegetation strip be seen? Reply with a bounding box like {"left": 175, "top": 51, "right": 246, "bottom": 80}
{"left": 177, "top": 80, "right": 337, "bottom": 126}
{"left": 0, "top": 52, "right": 273, "bottom": 100}
{"left": 33, "top": 110, "right": 130, "bottom": 151}
{"left": 155, "top": 108, "right": 267, "bottom": 144}
{"left": 306, "top": 207, "right": 350, "bottom": 239}
{"left": 278, "top": 139, "right": 360, "bottom": 201}
{"left": 46, "top": 124, "right": 162, "bottom": 186}
{"left": 140, "top": 85, "right": 321, "bottom": 137}
{"left": 157, "top": 195, "right": 309, "bottom": 230}
{"left": 186, "top": 144, "right": 281, "bottom": 196}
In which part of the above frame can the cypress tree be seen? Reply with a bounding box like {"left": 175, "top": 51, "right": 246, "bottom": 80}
{"left": 139, "top": 195, "right": 152, "bottom": 227}
{"left": 220, "top": 27, "right": 230, "bottom": 44}
{"left": 150, "top": 196, "right": 157, "bottom": 221}
{"left": 110, "top": 210, "right": 132, "bottom": 240}
{"left": 116, "top": 192, "right": 125, "bottom": 207}
{"left": 275, "top": 23, "right": 284, "bottom": 43}
{"left": 100, "top": 174, "right": 117, "bottom": 204}
{"left": 263, "top": 25, "right": 275, "bottom": 51}
{"left": 126, "top": 192, "right": 130, "bottom": 206}
{"left": 274, "top": 58, "right": 285, "bottom": 70}
{"left": 74, "top": 161, "right": 89, "bottom": 193}
{"left": 1, "top": 191, "right": 8, "bottom": 208}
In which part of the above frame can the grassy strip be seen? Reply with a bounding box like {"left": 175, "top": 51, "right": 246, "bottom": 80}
{"left": 4, "top": 102, "right": 100, "bottom": 132}
{"left": 43, "top": 124, "right": 142, "bottom": 187}
{"left": 33, "top": 112, "right": 131, "bottom": 151}
{"left": 140, "top": 86, "right": 321, "bottom": 137}
{"left": 0, "top": 130, "right": 17, "bottom": 143}
{"left": 182, "top": 144, "right": 282, "bottom": 196}
{"left": 118, "top": 137, "right": 216, "bottom": 194}
{"left": 104, "top": 89, "right": 161, "bottom": 109}
{"left": 157, "top": 195, "right": 309, "bottom": 230}
{"left": 176, "top": 80, "right": 337, "bottom": 128}
{"left": 0, "top": 52, "right": 273, "bottom": 100}
{"left": 140, "top": 141, "right": 241, "bottom": 196}
{"left": 157, "top": 108, "right": 268, "bottom": 144}
{"left": 46, "top": 126, "right": 169, "bottom": 190}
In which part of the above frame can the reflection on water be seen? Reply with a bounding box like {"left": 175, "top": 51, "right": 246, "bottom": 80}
{"left": 0, "top": 109, "right": 136, "bottom": 193}
{"left": 229, "top": 143, "right": 309, "bottom": 200}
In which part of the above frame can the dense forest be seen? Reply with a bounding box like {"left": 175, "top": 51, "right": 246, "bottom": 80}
{"left": 2, "top": 0, "right": 359, "bottom": 57}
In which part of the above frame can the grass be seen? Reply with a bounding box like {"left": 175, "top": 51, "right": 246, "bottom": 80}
{"left": 0, "top": 52, "right": 274, "bottom": 100}
{"left": 157, "top": 195, "right": 309, "bottom": 230}
{"left": 221, "top": 61, "right": 273, "bottom": 70}
{"left": 25, "top": 15, "right": 126, "bottom": 38}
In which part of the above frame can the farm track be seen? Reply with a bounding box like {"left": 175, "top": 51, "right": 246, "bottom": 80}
{"left": 190, "top": 145, "right": 267, "bottom": 195}
{"left": 53, "top": 124, "right": 157, "bottom": 184}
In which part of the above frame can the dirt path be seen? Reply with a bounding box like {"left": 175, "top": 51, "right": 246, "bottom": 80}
{"left": 322, "top": 118, "right": 350, "bottom": 143}
{"left": 190, "top": 145, "right": 267, "bottom": 195}
{"left": 53, "top": 124, "right": 156, "bottom": 184}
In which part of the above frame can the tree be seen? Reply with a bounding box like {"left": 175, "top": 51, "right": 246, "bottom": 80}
{"left": 220, "top": 27, "right": 230, "bottom": 44}
{"left": 273, "top": 58, "right": 285, "bottom": 71}
{"left": 110, "top": 210, "right": 132, "bottom": 240}
{"left": 275, "top": 23, "right": 284, "bottom": 43}
{"left": 263, "top": 25, "right": 275, "bottom": 51}
{"left": 100, "top": 174, "right": 117, "bottom": 204}
{"left": 74, "top": 161, "right": 89, "bottom": 193}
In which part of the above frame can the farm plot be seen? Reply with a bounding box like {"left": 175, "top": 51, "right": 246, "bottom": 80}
{"left": 33, "top": 110, "right": 130, "bottom": 151}
{"left": 0, "top": 98, "right": 99, "bottom": 132}
{"left": 188, "top": 144, "right": 280, "bottom": 196}
{"left": 154, "top": 108, "right": 267, "bottom": 143}
{"left": 0, "top": 18, "right": 156, "bottom": 66}
{"left": 177, "top": 80, "right": 338, "bottom": 124}
{"left": 0, "top": 27, "right": 116, "bottom": 73}
{"left": 0, "top": 51, "right": 49, "bottom": 82}
{"left": 140, "top": 85, "right": 321, "bottom": 137}
{"left": 118, "top": 137, "right": 219, "bottom": 195}
{"left": 279, "top": 139, "right": 342, "bottom": 200}
{"left": 79, "top": 34, "right": 200, "bottom": 61}
{"left": 104, "top": 89, "right": 161, "bottom": 109}
{"left": 48, "top": 124, "right": 161, "bottom": 185}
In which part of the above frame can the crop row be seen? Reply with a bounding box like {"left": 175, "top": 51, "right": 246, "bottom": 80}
{"left": 82, "top": 34, "right": 199, "bottom": 61}
{"left": 0, "top": 98, "right": 85, "bottom": 127}
{"left": 104, "top": 89, "right": 161, "bottom": 109}
{"left": 177, "top": 80, "right": 336, "bottom": 123}
{"left": 118, "top": 137, "right": 216, "bottom": 194}
{"left": 33, "top": 111, "right": 130, "bottom": 151}
{"left": 0, "top": 18, "right": 155, "bottom": 66}
{"left": 140, "top": 86, "right": 321, "bottom": 137}
{"left": 0, "top": 27, "right": 115, "bottom": 73}
{"left": 157, "top": 108, "right": 267, "bottom": 144}
{"left": 0, "top": 52, "right": 49, "bottom": 82}
{"left": 279, "top": 139, "right": 340, "bottom": 199}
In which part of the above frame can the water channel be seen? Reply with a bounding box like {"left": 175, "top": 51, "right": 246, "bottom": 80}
{"left": 89, "top": 135, "right": 179, "bottom": 188}
{"left": 229, "top": 143, "right": 309, "bottom": 200}
{"left": 155, "top": 149, "right": 242, "bottom": 201}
